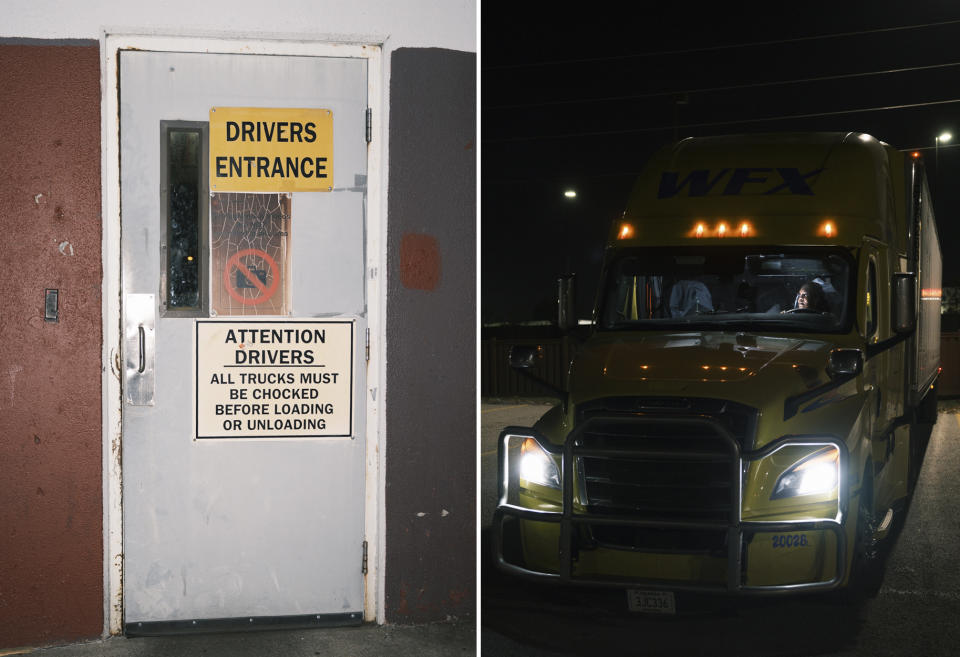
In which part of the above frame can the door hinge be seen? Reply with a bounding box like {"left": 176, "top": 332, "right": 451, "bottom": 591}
{"left": 362, "top": 540, "right": 369, "bottom": 575}
{"left": 365, "top": 108, "right": 372, "bottom": 143}
{"left": 365, "top": 328, "right": 370, "bottom": 362}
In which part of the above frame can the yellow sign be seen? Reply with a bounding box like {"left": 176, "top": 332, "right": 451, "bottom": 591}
{"left": 209, "top": 107, "right": 333, "bottom": 192}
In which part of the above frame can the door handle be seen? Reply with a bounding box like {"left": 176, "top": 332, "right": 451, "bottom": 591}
{"left": 138, "top": 325, "right": 146, "bottom": 374}
{"left": 124, "top": 294, "right": 155, "bottom": 406}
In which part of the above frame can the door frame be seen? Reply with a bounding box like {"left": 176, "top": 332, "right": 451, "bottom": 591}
{"left": 100, "top": 32, "right": 385, "bottom": 635}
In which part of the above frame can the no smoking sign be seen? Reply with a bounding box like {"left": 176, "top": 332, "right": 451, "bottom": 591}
{"left": 224, "top": 248, "right": 280, "bottom": 306}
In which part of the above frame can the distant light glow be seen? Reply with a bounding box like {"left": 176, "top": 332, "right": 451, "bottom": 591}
{"left": 912, "top": 151, "right": 921, "bottom": 158}
{"left": 617, "top": 223, "right": 635, "bottom": 240}
{"left": 739, "top": 221, "right": 752, "bottom": 237}
{"left": 564, "top": 189, "right": 577, "bottom": 198}
{"left": 186, "top": 255, "right": 194, "bottom": 261}
{"left": 938, "top": 132, "right": 953, "bottom": 143}
{"left": 695, "top": 222, "right": 705, "bottom": 238}
{"left": 717, "top": 222, "right": 728, "bottom": 237}
{"left": 819, "top": 220, "right": 835, "bottom": 238}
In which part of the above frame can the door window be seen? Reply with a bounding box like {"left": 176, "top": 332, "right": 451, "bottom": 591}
{"left": 161, "top": 121, "right": 209, "bottom": 315}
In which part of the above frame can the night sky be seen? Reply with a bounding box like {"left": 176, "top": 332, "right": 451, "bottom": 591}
{"left": 482, "top": 3, "right": 960, "bottom": 324}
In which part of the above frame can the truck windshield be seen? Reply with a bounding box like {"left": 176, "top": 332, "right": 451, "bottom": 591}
{"left": 598, "top": 247, "right": 852, "bottom": 332}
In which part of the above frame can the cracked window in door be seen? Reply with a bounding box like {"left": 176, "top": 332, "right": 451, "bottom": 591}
{"left": 211, "top": 192, "right": 291, "bottom": 316}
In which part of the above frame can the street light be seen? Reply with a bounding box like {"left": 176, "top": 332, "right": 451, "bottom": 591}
{"left": 561, "top": 189, "right": 577, "bottom": 276}
{"left": 936, "top": 132, "right": 952, "bottom": 191}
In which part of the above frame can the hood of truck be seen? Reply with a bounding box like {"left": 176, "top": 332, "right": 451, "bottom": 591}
{"left": 569, "top": 331, "right": 838, "bottom": 416}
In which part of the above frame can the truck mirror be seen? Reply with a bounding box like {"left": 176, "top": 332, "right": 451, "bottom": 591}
{"left": 892, "top": 272, "right": 916, "bottom": 334}
{"left": 827, "top": 348, "right": 863, "bottom": 378}
{"left": 508, "top": 345, "right": 540, "bottom": 369}
{"left": 557, "top": 274, "right": 577, "bottom": 332}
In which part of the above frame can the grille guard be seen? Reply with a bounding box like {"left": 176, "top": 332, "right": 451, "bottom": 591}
{"left": 494, "top": 416, "right": 849, "bottom": 594}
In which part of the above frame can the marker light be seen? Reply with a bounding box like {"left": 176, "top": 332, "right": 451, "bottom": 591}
{"left": 617, "top": 223, "right": 635, "bottom": 240}
{"left": 819, "top": 220, "right": 835, "bottom": 238}
{"left": 564, "top": 189, "right": 577, "bottom": 198}
{"left": 520, "top": 437, "right": 560, "bottom": 489}
{"left": 912, "top": 151, "right": 921, "bottom": 159}
{"left": 771, "top": 447, "right": 839, "bottom": 499}
{"left": 690, "top": 221, "right": 754, "bottom": 238}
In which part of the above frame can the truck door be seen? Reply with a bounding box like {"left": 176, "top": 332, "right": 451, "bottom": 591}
{"left": 119, "top": 50, "right": 368, "bottom": 630}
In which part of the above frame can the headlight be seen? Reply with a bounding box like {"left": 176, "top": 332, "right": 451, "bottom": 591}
{"left": 519, "top": 437, "right": 561, "bottom": 489}
{"left": 771, "top": 446, "right": 839, "bottom": 500}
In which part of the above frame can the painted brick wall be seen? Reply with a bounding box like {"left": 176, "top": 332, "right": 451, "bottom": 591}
{"left": 0, "top": 42, "right": 103, "bottom": 647}
{"left": 385, "top": 48, "right": 476, "bottom": 622}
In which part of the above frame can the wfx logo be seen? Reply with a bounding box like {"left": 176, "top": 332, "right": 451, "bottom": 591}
{"left": 658, "top": 167, "right": 825, "bottom": 199}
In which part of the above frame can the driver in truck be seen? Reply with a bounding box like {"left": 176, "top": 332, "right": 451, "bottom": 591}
{"left": 794, "top": 281, "right": 828, "bottom": 312}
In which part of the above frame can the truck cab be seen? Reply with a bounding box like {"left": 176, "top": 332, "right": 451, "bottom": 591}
{"left": 494, "top": 132, "right": 941, "bottom": 598}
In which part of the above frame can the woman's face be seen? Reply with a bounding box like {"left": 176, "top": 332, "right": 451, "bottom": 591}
{"left": 797, "top": 287, "right": 811, "bottom": 308}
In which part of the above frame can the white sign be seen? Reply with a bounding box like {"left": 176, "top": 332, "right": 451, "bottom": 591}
{"left": 195, "top": 320, "right": 353, "bottom": 438}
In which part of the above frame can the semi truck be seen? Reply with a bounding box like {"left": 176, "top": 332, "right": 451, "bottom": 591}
{"left": 494, "top": 132, "right": 941, "bottom": 608}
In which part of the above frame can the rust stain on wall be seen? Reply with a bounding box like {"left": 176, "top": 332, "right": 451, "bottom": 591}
{"left": 0, "top": 43, "right": 103, "bottom": 648}
{"left": 398, "top": 232, "right": 441, "bottom": 291}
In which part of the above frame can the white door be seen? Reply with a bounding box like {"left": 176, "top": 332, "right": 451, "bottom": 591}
{"left": 119, "top": 50, "right": 368, "bottom": 630}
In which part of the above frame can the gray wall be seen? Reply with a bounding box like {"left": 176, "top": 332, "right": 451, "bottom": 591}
{"left": 385, "top": 47, "right": 476, "bottom": 622}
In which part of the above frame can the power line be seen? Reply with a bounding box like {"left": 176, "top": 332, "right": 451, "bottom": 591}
{"left": 902, "top": 142, "right": 960, "bottom": 152}
{"left": 483, "top": 172, "right": 643, "bottom": 185}
{"left": 482, "top": 144, "right": 960, "bottom": 185}
{"left": 486, "top": 61, "right": 960, "bottom": 111}
{"left": 483, "top": 19, "right": 960, "bottom": 71}
{"left": 485, "top": 98, "right": 960, "bottom": 143}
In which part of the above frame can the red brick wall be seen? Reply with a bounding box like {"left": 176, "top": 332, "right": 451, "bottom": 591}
{"left": 0, "top": 43, "right": 103, "bottom": 648}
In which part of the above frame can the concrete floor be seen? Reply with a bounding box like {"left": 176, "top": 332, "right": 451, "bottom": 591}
{"left": 4, "top": 619, "right": 475, "bottom": 657}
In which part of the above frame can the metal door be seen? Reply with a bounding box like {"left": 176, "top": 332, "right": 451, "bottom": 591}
{"left": 119, "top": 50, "right": 368, "bottom": 630}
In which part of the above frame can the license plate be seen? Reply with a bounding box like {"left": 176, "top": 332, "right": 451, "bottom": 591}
{"left": 626, "top": 589, "right": 676, "bottom": 614}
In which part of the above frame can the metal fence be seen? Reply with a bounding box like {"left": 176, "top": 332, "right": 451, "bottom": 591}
{"left": 481, "top": 335, "right": 573, "bottom": 397}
